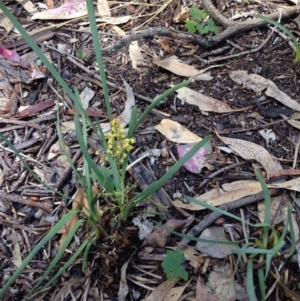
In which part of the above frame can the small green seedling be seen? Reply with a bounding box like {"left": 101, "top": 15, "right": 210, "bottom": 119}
{"left": 162, "top": 248, "right": 188, "bottom": 281}
{"left": 185, "top": 6, "right": 218, "bottom": 35}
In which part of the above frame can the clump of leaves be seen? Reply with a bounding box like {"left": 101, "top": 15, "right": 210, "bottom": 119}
{"left": 185, "top": 6, "right": 218, "bottom": 35}
{"left": 162, "top": 248, "right": 188, "bottom": 281}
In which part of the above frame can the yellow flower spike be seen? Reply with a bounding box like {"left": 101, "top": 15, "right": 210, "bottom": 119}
{"left": 129, "top": 138, "right": 135, "bottom": 144}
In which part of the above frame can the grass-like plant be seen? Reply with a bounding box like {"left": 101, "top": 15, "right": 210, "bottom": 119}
{"left": 257, "top": 14, "right": 300, "bottom": 63}
{"left": 0, "top": 1, "right": 212, "bottom": 298}
{"left": 161, "top": 171, "right": 295, "bottom": 300}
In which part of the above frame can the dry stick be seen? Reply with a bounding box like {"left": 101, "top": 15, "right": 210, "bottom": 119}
{"left": 99, "top": 5, "right": 299, "bottom": 56}
{"left": 54, "top": 149, "right": 82, "bottom": 190}
{"left": 178, "top": 189, "right": 280, "bottom": 247}
{"left": 0, "top": 218, "right": 49, "bottom": 232}
{"left": 0, "top": 192, "right": 52, "bottom": 213}
{"left": 0, "top": 117, "right": 42, "bottom": 130}
{"left": 197, "top": 161, "right": 252, "bottom": 189}
{"left": 198, "top": 29, "right": 274, "bottom": 64}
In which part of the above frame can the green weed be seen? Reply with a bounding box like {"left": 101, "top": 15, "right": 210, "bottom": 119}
{"left": 185, "top": 6, "right": 218, "bottom": 35}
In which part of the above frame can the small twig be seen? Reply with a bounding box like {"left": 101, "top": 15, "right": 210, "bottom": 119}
{"left": 0, "top": 192, "right": 53, "bottom": 213}
{"left": 54, "top": 149, "right": 82, "bottom": 190}
{"left": 198, "top": 29, "right": 274, "bottom": 64}
{"left": 178, "top": 189, "right": 280, "bottom": 247}
{"left": 0, "top": 218, "right": 49, "bottom": 232}
{"left": 0, "top": 117, "right": 42, "bottom": 130}
{"left": 13, "top": 138, "right": 39, "bottom": 150}
{"left": 197, "top": 161, "right": 250, "bottom": 188}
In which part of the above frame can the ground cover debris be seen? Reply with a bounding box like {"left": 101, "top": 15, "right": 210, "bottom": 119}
{"left": 0, "top": 0, "right": 300, "bottom": 300}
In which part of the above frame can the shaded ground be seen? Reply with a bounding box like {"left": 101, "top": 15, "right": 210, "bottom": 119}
{"left": 0, "top": 0, "right": 300, "bottom": 300}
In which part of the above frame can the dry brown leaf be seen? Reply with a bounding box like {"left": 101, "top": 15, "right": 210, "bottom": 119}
{"left": 144, "top": 278, "right": 180, "bottom": 301}
{"left": 163, "top": 279, "right": 191, "bottom": 301}
{"left": 143, "top": 218, "right": 192, "bottom": 247}
{"left": 16, "top": 0, "right": 37, "bottom": 13}
{"left": 173, "top": 5, "right": 190, "bottom": 23}
{"left": 31, "top": 0, "right": 87, "bottom": 20}
{"left": 112, "top": 25, "right": 126, "bottom": 36}
{"left": 59, "top": 189, "right": 89, "bottom": 247}
{"left": 287, "top": 119, "right": 300, "bottom": 130}
{"left": 153, "top": 56, "right": 220, "bottom": 79}
{"left": 268, "top": 177, "right": 300, "bottom": 192}
{"left": 129, "top": 41, "right": 146, "bottom": 72}
{"left": 173, "top": 180, "right": 262, "bottom": 210}
{"left": 97, "top": 0, "right": 110, "bottom": 17}
{"left": 155, "top": 119, "right": 202, "bottom": 143}
{"left": 230, "top": 70, "right": 300, "bottom": 111}
{"left": 218, "top": 135, "right": 283, "bottom": 178}
{"left": 171, "top": 246, "right": 205, "bottom": 269}
{"left": 0, "top": 13, "right": 13, "bottom": 33}
{"left": 176, "top": 87, "right": 234, "bottom": 113}
{"left": 79, "top": 15, "right": 131, "bottom": 26}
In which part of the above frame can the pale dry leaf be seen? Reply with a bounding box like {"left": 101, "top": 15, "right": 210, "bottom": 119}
{"left": 163, "top": 279, "right": 191, "bottom": 301}
{"left": 119, "top": 77, "right": 135, "bottom": 126}
{"left": 155, "top": 119, "right": 202, "bottom": 143}
{"left": 97, "top": 0, "right": 110, "bottom": 17}
{"left": 230, "top": 70, "right": 300, "bottom": 111}
{"left": 16, "top": 0, "right": 37, "bottom": 13}
{"left": 129, "top": 41, "right": 146, "bottom": 72}
{"left": 31, "top": 0, "right": 87, "bottom": 20}
{"left": 29, "top": 62, "right": 45, "bottom": 80}
{"left": 60, "top": 121, "right": 76, "bottom": 134}
{"left": 219, "top": 136, "right": 283, "bottom": 178}
{"left": 80, "top": 86, "right": 94, "bottom": 109}
{"left": 259, "top": 129, "right": 276, "bottom": 145}
{"left": 153, "top": 55, "right": 200, "bottom": 77}
{"left": 144, "top": 278, "right": 180, "bottom": 301}
{"left": 206, "top": 270, "right": 236, "bottom": 301}
{"left": 118, "top": 252, "right": 135, "bottom": 301}
{"left": 8, "top": 232, "right": 22, "bottom": 268}
{"left": 144, "top": 218, "right": 193, "bottom": 247}
{"left": 0, "top": 13, "right": 13, "bottom": 33}
{"left": 112, "top": 25, "right": 126, "bottom": 36}
{"left": 176, "top": 87, "right": 234, "bottom": 113}
{"left": 59, "top": 189, "right": 89, "bottom": 247}
{"left": 79, "top": 15, "right": 131, "bottom": 26}
{"left": 195, "top": 226, "right": 238, "bottom": 258}
{"left": 172, "top": 180, "right": 262, "bottom": 210}
{"left": 173, "top": 246, "right": 205, "bottom": 269}
{"left": 173, "top": 5, "right": 190, "bottom": 23}
{"left": 268, "top": 177, "right": 300, "bottom": 192}
{"left": 287, "top": 119, "right": 300, "bottom": 130}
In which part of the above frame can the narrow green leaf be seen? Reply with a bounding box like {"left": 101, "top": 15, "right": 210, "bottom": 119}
{"left": 128, "top": 80, "right": 190, "bottom": 136}
{"left": 32, "top": 219, "right": 84, "bottom": 291}
{"left": 258, "top": 266, "right": 266, "bottom": 300}
{"left": 129, "top": 135, "right": 211, "bottom": 206}
{"left": 86, "top": 0, "right": 112, "bottom": 120}
{"left": 39, "top": 238, "right": 89, "bottom": 291}
{"left": 0, "top": 210, "right": 79, "bottom": 297}
{"left": 257, "top": 14, "right": 300, "bottom": 63}
{"left": 247, "top": 259, "right": 258, "bottom": 301}
{"left": 255, "top": 171, "right": 271, "bottom": 248}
